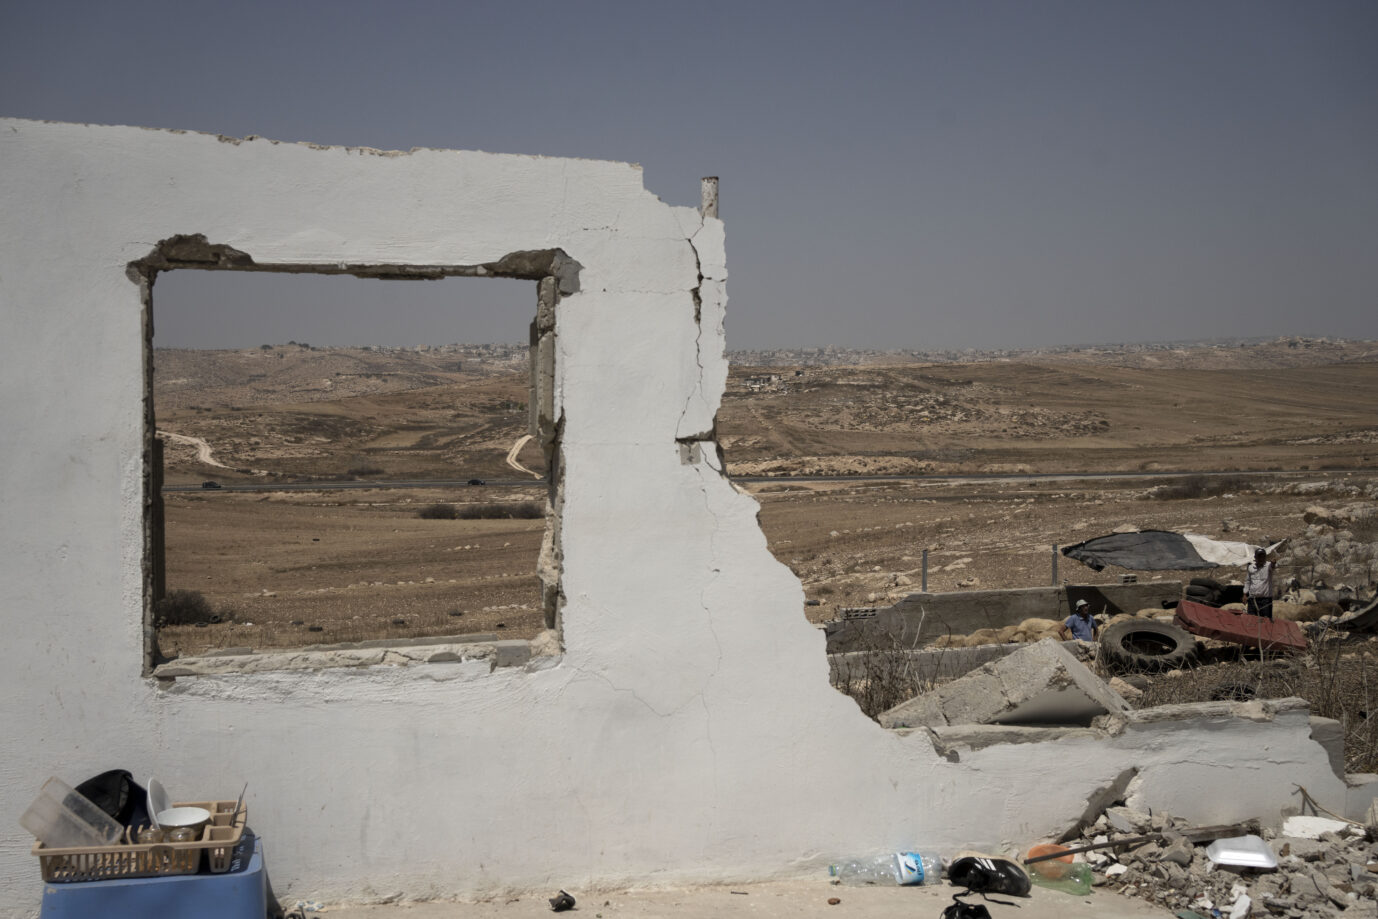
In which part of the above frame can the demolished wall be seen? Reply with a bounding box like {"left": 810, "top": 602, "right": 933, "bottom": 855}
{"left": 0, "top": 118, "right": 1370, "bottom": 915}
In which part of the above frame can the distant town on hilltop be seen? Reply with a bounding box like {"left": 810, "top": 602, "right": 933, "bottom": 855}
{"left": 161, "top": 335, "right": 1372, "bottom": 368}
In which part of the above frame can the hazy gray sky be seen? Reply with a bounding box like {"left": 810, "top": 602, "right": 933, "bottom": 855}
{"left": 3, "top": 0, "right": 1375, "bottom": 350}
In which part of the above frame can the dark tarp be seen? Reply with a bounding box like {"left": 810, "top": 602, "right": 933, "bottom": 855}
{"left": 1335, "top": 596, "right": 1378, "bottom": 633}
{"left": 1061, "top": 530, "right": 1212, "bottom": 572}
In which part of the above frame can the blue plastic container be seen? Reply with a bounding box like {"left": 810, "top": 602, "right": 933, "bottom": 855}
{"left": 40, "top": 834, "right": 265, "bottom": 919}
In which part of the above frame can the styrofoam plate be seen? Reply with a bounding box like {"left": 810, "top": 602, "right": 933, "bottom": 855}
{"left": 147, "top": 777, "right": 170, "bottom": 828}
{"left": 1205, "top": 834, "right": 1277, "bottom": 869}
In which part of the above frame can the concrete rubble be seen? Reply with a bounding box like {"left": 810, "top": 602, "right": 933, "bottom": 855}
{"left": 877, "top": 637, "right": 1130, "bottom": 728}
{"left": 1057, "top": 805, "right": 1378, "bottom": 918}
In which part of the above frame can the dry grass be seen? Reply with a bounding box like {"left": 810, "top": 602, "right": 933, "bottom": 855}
{"left": 829, "top": 626, "right": 957, "bottom": 720}
{"left": 1136, "top": 632, "right": 1378, "bottom": 773}
{"left": 153, "top": 589, "right": 235, "bottom": 626}
{"left": 834, "top": 624, "right": 1378, "bottom": 773}
{"left": 831, "top": 648, "right": 933, "bottom": 720}
{"left": 417, "top": 501, "right": 544, "bottom": 520}
{"left": 458, "top": 501, "right": 543, "bottom": 520}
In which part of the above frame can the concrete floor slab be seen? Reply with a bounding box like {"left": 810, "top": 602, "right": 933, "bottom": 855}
{"left": 879, "top": 638, "right": 1130, "bottom": 728}
{"left": 312, "top": 879, "right": 1173, "bottom": 919}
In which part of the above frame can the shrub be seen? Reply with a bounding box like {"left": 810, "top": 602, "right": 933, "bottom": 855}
{"left": 419, "top": 501, "right": 543, "bottom": 520}
{"left": 154, "top": 589, "right": 233, "bottom": 626}
{"left": 456, "top": 501, "right": 544, "bottom": 520}
{"left": 1135, "top": 635, "right": 1378, "bottom": 773}
{"left": 829, "top": 631, "right": 946, "bottom": 721}
{"left": 1349, "top": 512, "right": 1378, "bottom": 544}
{"left": 347, "top": 456, "right": 384, "bottom": 476}
{"left": 1145, "top": 474, "right": 1253, "bottom": 501}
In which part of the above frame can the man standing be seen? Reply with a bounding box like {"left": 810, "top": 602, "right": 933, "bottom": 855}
{"left": 1245, "top": 547, "right": 1276, "bottom": 619}
{"left": 1059, "top": 599, "right": 1098, "bottom": 641}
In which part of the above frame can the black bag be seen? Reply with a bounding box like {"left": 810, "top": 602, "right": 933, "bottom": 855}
{"left": 940, "top": 893, "right": 993, "bottom": 919}
{"left": 74, "top": 769, "right": 151, "bottom": 831}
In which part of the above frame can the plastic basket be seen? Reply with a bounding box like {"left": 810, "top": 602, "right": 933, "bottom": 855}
{"left": 33, "top": 800, "right": 247, "bottom": 883}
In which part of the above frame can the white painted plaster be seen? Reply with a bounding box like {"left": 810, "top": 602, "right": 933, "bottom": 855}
{"left": 0, "top": 118, "right": 1369, "bottom": 915}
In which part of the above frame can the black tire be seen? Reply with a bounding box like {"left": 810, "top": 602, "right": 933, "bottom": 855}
{"left": 1189, "top": 577, "right": 1224, "bottom": 591}
{"left": 1100, "top": 619, "right": 1201, "bottom": 674}
{"left": 1184, "top": 586, "right": 1221, "bottom": 607}
{"left": 1218, "top": 584, "right": 1245, "bottom": 606}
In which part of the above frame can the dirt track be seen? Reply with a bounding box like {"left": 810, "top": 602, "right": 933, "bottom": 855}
{"left": 154, "top": 340, "right": 1378, "bottom": 656}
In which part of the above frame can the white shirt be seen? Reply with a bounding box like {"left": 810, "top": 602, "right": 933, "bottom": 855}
{"left": 1245, "top": 560, "right": 1274, "bottom": 598}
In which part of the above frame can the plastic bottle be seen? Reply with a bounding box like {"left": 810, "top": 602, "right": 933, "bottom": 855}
{"left": 829, "top": 852, "right": 943, "bottom": 886}
{"left": 1028, "top": 861, "right": 1093, "bottom": 895}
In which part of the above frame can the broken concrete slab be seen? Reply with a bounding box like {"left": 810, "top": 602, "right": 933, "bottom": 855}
{"left": 1106, "top": 806, "right": 1154, "bottom": 835}
{"left": 878, "top": 637, "right": 1131, "bottom": 729}
{"left": 1281, "top": 815, "right": 1355, "bottom": 839}
{"left": 923, "top": 723, "right": 1102, "bottom": 759}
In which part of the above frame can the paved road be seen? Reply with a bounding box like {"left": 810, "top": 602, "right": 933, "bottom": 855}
{"left": 164, "top": 467, "right": 1371, "bottom": 494}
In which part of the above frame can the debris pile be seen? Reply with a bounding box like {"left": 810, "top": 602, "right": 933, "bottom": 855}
{"left": 1060, "top": 808, "right": 1378, "bottom": 918}
{"left": 1274, "top": 501, "right": 1377, "bottom": 595}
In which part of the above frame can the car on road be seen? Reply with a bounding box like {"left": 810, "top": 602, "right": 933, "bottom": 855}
{"left": 201, "top": 481, "right": 222, "bottom": 489}
{"left": 467, "top": 478, "right": 485, "bottom": 486}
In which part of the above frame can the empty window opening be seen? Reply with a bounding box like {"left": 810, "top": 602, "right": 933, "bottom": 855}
{"left": 145, "top": 264, "right": 561, "bottom": 666}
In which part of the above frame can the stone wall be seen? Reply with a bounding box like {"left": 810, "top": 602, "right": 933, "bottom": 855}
{"left": 825, "top": 582, "right": 1183, "bottom": 651}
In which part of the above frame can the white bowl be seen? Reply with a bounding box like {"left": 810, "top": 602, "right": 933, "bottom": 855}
{"left": 155, "top": 806, "right": 211, "bottom": 832}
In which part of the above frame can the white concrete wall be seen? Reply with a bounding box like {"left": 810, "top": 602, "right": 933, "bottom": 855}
{"left": 0, "top": 118, "right": 1364, "bottom": 915}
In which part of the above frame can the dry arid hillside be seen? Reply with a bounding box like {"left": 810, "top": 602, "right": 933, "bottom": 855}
{"left": 152, "top": 338, "right": 1378, "bottom": 657}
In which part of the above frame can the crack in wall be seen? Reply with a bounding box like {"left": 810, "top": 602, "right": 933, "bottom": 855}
{"left": 677, "top": 227, "right": 715, "bottom": 448}
{"left": 693, "top": 461, "right": 725, "bottom": 801}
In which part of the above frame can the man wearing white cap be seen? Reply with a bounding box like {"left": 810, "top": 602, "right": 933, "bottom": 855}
{"left": 1059, "top": 598, "right": 1099, "bottom": 641}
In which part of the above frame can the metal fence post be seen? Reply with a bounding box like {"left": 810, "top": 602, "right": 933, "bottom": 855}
{"left": 922, "top": 548, "right": 928, "bottom": 592}
{"left": 1052, "top": 544, "right": 1059, "bottom": 585}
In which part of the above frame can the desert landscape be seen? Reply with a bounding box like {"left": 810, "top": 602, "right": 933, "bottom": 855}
{"left": 153, "top": 337, "right": 1378, "bottom": 659}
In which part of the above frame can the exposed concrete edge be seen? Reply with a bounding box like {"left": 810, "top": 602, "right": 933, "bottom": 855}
{"left": 924, "top": 723, "right": 1103, "bottom": 757}
{"left": 1095, "top": 696, "right": 1310, "bottom": 733}
{"left": 1345, "top": 774, "right": 1378, "bottom": 820}
{"left": 197, "top": 632, "right": 505, "bottom": 656}
{"left": 900, "top": 698, "right": 1312, "bottom": 751}
{"left": 895, "top": 695, "right": 1378, "bottom": 823}
{"left": 152, "top": 639, "right": 545, "bottom": 677}
{"left": 129, "top": 235, "right": 584, "bottom": 290}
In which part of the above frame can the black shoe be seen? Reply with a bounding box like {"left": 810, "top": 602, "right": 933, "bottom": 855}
{"left": 947, "top": 852, "right": 1032, "bottom": 897}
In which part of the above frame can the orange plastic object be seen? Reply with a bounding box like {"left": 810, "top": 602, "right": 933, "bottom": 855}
{"left": 1025, "top": 843, "right": 1073, "bottom": 879}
